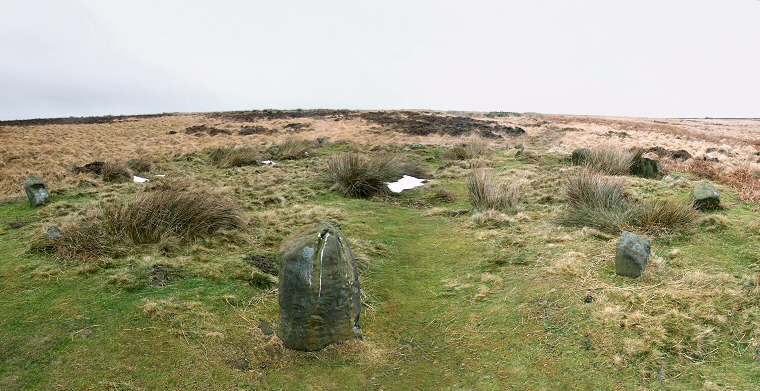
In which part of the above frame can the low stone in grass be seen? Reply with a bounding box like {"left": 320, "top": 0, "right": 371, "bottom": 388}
{"left": 615, "top": 231, "right": 650, "bottom": 278}
{"left": 46, "top": 226, "right": 63, "bottom": 241}
{"left": 692, "top": 181, "right": 720, "bottom": 211}
{"left": 278, "top": 222, "right": 362, "bottom": 351}
{"left": 630, "top": 156, "right": 663, "bottom": 179}
{"left": 24, "top": 176, "right": 50, "bottom": 207}
{"left": 571, "top": 148, "right": 590, "bottom": 165}
{"left": 259, "top": 319, "right": 275, "bottom": 336}
{"left": 232, "top": 357, "right": 250, "bottom": 370}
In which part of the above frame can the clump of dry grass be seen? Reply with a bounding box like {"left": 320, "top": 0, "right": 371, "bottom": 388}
{"left": 103, "top": 188, "right": 244, "bottom": 244}
{"left": 593, "top": 269, "right": 759, "bottom": 372}
{"left": 629, "top": 199, "right": 699, "bottom": 235}
{"left": 326, "top": 152, "right": 422, "bottom": 198}
{"left": 560, "top": 170, "right": 696, "bottom": 234}
{"left": 467, "top": 169, "right": 527, "bottom": 213}
{"left": 685, "top": 159, "right": 721, "bottom": 180}
{"left": 443, "top": 138, "right": 490, "bottom": 160}
{"left": 101, "top": 161, "right": 133, "bottom": 183}
{"left": 723, "top": 167, "right": 760, "bottom": 205}
{"left": 584, "top": 146, "right": 637, "bottom": 175}
{"left": 127, "top": 158, "right": 153, "bottom": 174}
{"left": 560, "top": 170, "right": 630, "bottom": 233}
{"left": 210, "top": 147, "right": 261, "bottom": 168}
{"left": 45, "top": 188, "right": 244, "bottom": 260}
{"left": 276, "top": 138, "right": 311, "bottom": 160}
{"left": 470, "top": 209, "right": 516, "bottom": 228}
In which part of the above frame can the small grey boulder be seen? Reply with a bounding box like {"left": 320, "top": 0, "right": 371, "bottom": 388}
{"left": 692, "top": 181, "right": 720, "bottom": 211}
{"left": 46, "top": 226, "right": 63, "bottom": 241}
{"left": 631, "top": 157, "right": 662, "bottom": 178}
{"left": 615, "top": 232, "right": 651, "bottom": 278}
{"left": 278, "top": 222, "right": 362, "bottom": 351}
{"left": 24, "top": 176, "right": 50, "bottom": 207}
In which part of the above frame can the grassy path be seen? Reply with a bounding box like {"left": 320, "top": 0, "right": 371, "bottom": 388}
{"left": 260, "top": 199, "right": 631, "bottom": 390}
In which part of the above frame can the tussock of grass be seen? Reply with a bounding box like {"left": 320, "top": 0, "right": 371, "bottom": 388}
{"left": 470, "top": 210, "right": 516, "bottom": 228}
{"left": 560, "top": 171, "right": 629, "bottom": 233}
{"left": 48, "top": 188, "right": 244, "bottom": 260}
{"left": 101, "top": 161, "right": 133, "bottom": 182}
{"left": 442, "top": 138, "right": 489, "bottom": 160}
{"left": 50, "top": 215, "right": 115, "bottom": 260}
{"left": 276, "top": 138, "right": 311, "bottom": 160}
{"left": 629, "top": 199, "right": 699, "bottom": 235}
{"left": 103, "top": 189, "right": 244, "bottom": 244}
{"left": 127, "top": 158, "right": 153, "bottom": 174}
{"left": 467, "top": 169, "right": 527, "bottom": 213}
{"left": 560, "top": 170, "right": 696, "bottom": 234}
{"left": 584, "top": 146, "right": 636, "bottom": 175}
{"left": 211, "top": 146, "right": 261, "bottom": 168}
{"left": 326, "top": 152, "right": 423, "bottom": 198}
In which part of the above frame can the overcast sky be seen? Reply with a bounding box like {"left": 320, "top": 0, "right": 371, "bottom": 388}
{"left": 1, "top": 1, "right": 758, "bottom": 120}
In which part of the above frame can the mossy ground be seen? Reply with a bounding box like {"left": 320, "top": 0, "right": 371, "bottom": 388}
{"left": 1, "top": 132, "right": 759, "bottom": 390}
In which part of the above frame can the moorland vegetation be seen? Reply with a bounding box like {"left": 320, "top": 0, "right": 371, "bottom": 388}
{"left": 0, "top": 111, "right": 759, "bottom": 390}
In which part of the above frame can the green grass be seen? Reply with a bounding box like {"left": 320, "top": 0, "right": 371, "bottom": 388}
{"left": 467, "top": 169, "right": 527, "bottom": 213}
{"left": 1, "top": 145, "right": 758, "bottom": 390}
{"left": 559, "top": 170, "right": 698, "bottom": 235}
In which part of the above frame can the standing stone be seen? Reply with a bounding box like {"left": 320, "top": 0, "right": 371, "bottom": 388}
{"left": 615, "top": 232, "right": 651, "bottom": 278}
{"left": 692, "top": 181, "right": 720, "bottom": 211}
{"left": 571, "top": 148, "right": 591, "bottom": 166}
{"left": 24, "top": 176, "right": 50, "bottom": 207}
{"left": 278, "top": 222, "right": 362, "bottom": 351}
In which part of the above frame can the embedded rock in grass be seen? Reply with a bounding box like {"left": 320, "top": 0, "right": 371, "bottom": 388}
{"left": 692, "top": 181, "right": 720, "bottom": 211}
{"left": 46, "top": 226, "right": 63, "bottom": 241}
{"left": 571, "top": 148, "right": 590, "bottom": 166}
{"left": 615, "top": 231, "right": 650, "bottom": 278}
{"left": 630, "top": 156, "right": 663, "bottom": 179}
{"left": 24, "top": 176, "right": 50, "bottom": 207}
{"left": 278, "top": 222, "right": 362, "bottom": 351}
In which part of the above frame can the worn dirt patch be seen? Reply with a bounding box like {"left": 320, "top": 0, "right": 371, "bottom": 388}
{"left": 9, "top": 220, "right": 26, "bottom": 229}
{"left": 149, "top": 264, "right": 178, "bottom": 287}
{"left": 245, "top": 253, "right": 278, "bottom": 276}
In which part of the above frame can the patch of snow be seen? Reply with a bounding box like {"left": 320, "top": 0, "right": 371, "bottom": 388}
{"left": 154, "top": 174, "right": 166, "bottom": 177}
{"left": 262, "top": 160, "right": 276, "bottom": 165}
{"left": 386, "top": 175, "right": 427, "bottom": 193}
{"left": 133, "top": 176, "right": 149, "bottom": 183}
